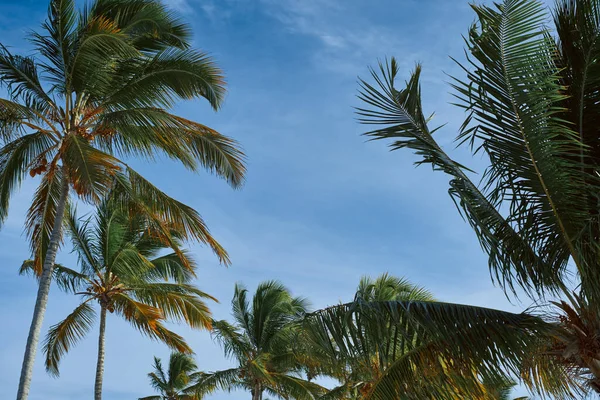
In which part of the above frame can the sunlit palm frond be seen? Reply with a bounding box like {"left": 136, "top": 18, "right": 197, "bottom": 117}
{"left": 151, "top": 323, "right": 192, "bottom": 354}
{"left": 128, "top": 282, "right": 216, "bottom": 330}
{"left": 111, "top": 292, "right": 191, "bottom": 354}
{"left": 25, "top": 167, "right": 66, "bottom": 275}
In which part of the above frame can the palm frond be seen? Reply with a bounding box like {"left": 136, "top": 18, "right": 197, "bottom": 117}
{"left": 94, "top": 108, "right": 245, "bottom": 187}
{"left": 113, "top": 167, "right": 230, "bottom": 264}
{"left": 189, "top": 367, "right": 244, "bottom": 394}
{"left": 43, "top": 300, "right": 95, "bottom": 376}
{"left": 30, "top": 0, "right": 77, "bottom": 91}
{"left": 356, "top": 273, "right": 434, "bottom": 302}
{"left": 0, "top": 45, "right": 55, "bottom": 112}
{"left": 64, "top": 203, "right": 99, "bottom": 274}
{"left": 0, "top": 132, "right": 56, "bottom": 224}
{"left": 102, "top": 47, "right": 225, "bottom": 110}
{"left": 210, "top": 319, "right": 253, "bottom": 361}
{"left": 87, "top": 0, "right": 192, "bottom": 51}
{"left": 270, "top": 372, "right": 328, "bottom": 400}
{"left": 304, "top": 300, "right": 574, "bottom": 399}
{"left": 61, "top": 134, "right": 121, "bottom": 202}
{"left": 25, "top": 167, "right": 66, "bottom": 274}
{"left": 111, "top": 292, "right": 191, "bottom": 353}
{"left": 19, "top": 259, "right": 88, "bottom": 293}
{"left": 358, "top": 58, "right": 563, "bottom": 298}
{"left": 453, "top": 0, "right": 594, "bottom": 295}
{"left": 0, "top": 98, "right": 57, "bottom": 142}
{"left": 128, "top": 282, "right": 216, "bottom": 330}
{"left": 68, "top": 13, "right": 140, "bottom": 95}
{"left": 146, "top": 251, "right": 196, "bottom": 283}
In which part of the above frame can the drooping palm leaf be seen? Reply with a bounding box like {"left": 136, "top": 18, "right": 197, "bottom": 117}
{"left": 304, "top": 300, "right": 575, "bottom": 399}
{"left": 43, "top": 300, "right": 96, "bottom": 376}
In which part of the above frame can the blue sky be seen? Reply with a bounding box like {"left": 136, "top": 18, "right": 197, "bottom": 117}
{"left": 0, "top": 0, "right": 539, "bottom": 398}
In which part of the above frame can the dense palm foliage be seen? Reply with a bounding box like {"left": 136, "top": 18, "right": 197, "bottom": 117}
{"left": 302, "top": 274, "right": 556, "bottom": 399}
{"left": 299, "top": 274, "right": 435, "bottom": 397}
{"left": 356, "top": 0, "right": 600, "bottom": 395}
{"left": 140, "top": 353, "right": 204, "bottom": 400}
{"left": 0, "top": 0, "right": 245, "bottom": 397}
{"left": 21, "top": 198, "right": 215, "bottom": 400}
{"left": 192, "top": 281, "right": 325, "bottom": 400}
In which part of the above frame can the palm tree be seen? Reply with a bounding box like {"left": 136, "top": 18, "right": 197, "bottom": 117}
{"left": 306, "top": 274, "right": 435, "bottom": 399}
{"left": 140, "top": 352, "right": 204, "bottom": 400}
{"left": 0, "top": 0, "right": 245, "bottom": 397}
{"left": 302, "top": 275, "right": 547, "bottom": 399}
{"left": 355, "top": 0, "right": 600, "bottom": 394}
{"left": 21, "top": 199, "right": 216, "bottom": 400}
{"left": 192, "top": 281, "right": 325, "bottom": 400}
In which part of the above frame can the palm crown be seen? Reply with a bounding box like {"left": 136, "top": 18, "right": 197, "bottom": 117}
{"left": 194, "top": 281, "right": 325, "bottom": 400}
{"left": 32, "top": 199, "right": 215, "bottom": 374}
{"left": 0, "top": 0, "right": 245, "bottom": 267}
{"left": 140, "top": 352, "right": 203, "bottom": 400}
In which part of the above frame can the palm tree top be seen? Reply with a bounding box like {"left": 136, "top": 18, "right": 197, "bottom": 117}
{"left": 1, "top": 0, "right": 247, "bottom": 268}
{"left": 19, "top": 198, "right": 217, "bottom": 377}
{"left": 140, "top": 352, "right": 202, "bottom": 400}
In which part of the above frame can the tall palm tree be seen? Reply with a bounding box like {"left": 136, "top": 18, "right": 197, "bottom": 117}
{"left": 302, "top": 275, "right": 546, "bottom": 400}
{"left": 0, "top": 0, "right": 245, "bottom": 398}
{"left": 21, "top": 199, "right": 216, "bottom": 400}
{"left": 139, "top": 352, "right": 203, "bottom": 400}
{"left": 192, "top": 281, "right": 325, "bottom": 400}
{"left": 355, "top": 0, "right": 600, "bottom": 394}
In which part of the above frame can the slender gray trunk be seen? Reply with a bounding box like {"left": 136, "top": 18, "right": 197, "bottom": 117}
{"left": 94, "top": 305, "right": 107, "bottom": 400}
{"left": 16, "top": 170, "right": 69, "bottom": 400}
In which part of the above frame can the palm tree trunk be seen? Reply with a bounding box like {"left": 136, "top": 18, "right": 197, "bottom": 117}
{"left": 16, "top": 170, "right": 69, "bottom": 400}
{"left": 252, "top": 384, "right": 262, "bottom": 400}
{"left": 94, "top": 305, "right": 107, "bottom": 400}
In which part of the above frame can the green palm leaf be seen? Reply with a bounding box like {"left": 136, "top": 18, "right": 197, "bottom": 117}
{"left": 304, "top": 300, "right": 572, "bottom": 399}
{"left": 129, "top": 282, "right": 216, "bottom": 330}
{"left": 43, "top": 300, "right": 96, "bottom": 376}
{"left": 0, "top": 132, "right": 56, "bottom": 222}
